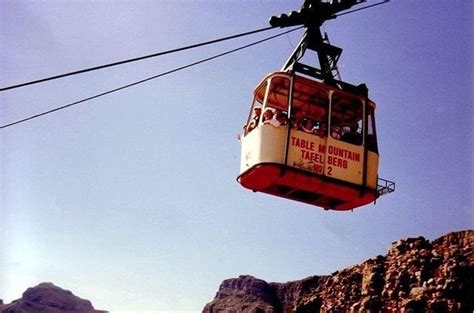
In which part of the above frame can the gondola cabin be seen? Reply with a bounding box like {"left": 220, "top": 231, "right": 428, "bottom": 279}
{"left": 237, "top": 72, "right": 384, "bottom": 211}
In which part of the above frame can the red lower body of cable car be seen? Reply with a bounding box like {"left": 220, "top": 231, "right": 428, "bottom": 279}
{"left": 238, "top": 162, "right": 378, "bottom": 211}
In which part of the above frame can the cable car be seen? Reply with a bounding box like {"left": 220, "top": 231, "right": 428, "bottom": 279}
{"left": 237, "top": 0, "right": 394, "bottom": 210}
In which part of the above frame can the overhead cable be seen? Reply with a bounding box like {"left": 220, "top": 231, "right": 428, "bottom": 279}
{"left": 0, "top": 27, "right": 303, "bottom": 129}
{"left": 0, "top": 26, "right": 275, "bottom": 92}
{"left": 0, "top": 2, "right": 388, "bottom": 93}
{"left": 335, "top": 0, "right": 390, "bottom": 17}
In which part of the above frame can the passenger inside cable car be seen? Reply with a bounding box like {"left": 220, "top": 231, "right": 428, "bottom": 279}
{"left": 238, "top": 72, "right": 382, "bottom": 211}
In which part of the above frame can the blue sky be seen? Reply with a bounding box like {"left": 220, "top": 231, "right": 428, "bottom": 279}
{"left": 1, "top": 0, "right": 472, "bottom": 312}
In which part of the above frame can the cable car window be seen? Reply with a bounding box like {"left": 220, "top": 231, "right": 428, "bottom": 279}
{"left": 366, "top": 105, "right": 378, "bottom": 153}
{"left": 244, "top": 81, "right": 267, "bottom": 135}
{"left": 331, "top": 92, "right": 363, "bottom": 145}
{"left": 266, "top": 76, "right": 290, "bottom": 111}
{"left": 290, "top": 81, "right": 329, "bottom": 137}
{"left": 262, "top": 76, "right": 290, "bottom": 127}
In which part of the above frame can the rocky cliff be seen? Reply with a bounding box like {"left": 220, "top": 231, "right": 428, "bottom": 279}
{"left": 0, "top": 282, "right": 106, "bottom": 313}
{"left": 204, "top": 230, "right": 473, "bottom": 312}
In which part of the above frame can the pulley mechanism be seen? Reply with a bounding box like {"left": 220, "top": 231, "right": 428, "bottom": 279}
{"left": 270, "top": 0, "right": 368, "bottom": 94}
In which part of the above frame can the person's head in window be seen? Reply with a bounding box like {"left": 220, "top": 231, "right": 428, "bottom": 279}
{"left": 331, "top": 125, "right": 341, "bottom": 139}
{"left": 252, "top": 107, "right": 262, "bottom": 120}
{"left": 301, "top": 118, "right": 314, "bottom": 133}
{"left": 245, "top": 107, "right": 262, "bottom": 134}
{"left": 276, "top": 112, "right": 288, "bottom": 126}
{"left": 262, "top": 109, "right": 274, "bottom": 124}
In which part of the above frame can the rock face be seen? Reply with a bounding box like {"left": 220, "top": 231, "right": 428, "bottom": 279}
{"left": 0, "top": 282, "right": 105, "bottom": 313}
{"left": 204, "top": 230, "right": 473, "bottom": 312}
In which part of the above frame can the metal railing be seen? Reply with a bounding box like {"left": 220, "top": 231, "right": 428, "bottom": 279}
{"left": 377, "top": 177, "right": 396, "bottom": 196}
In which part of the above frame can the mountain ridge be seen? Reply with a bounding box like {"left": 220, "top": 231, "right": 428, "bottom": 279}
{"left": 0, "top": 282, "right": 106, "bottom": 313}
{"left": 204, "top": 230, "right": 473, "bottom": 312}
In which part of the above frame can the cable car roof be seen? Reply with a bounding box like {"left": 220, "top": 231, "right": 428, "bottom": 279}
{"left": 254, "top": 71, "right": 376, "bottom": 112}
